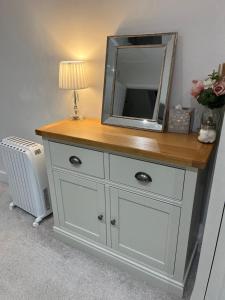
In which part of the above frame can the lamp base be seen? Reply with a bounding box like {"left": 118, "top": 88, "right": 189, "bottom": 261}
{"left": 71, "top": 115, "right": 84, "bottom": 120}
{"left": 71, "top": 90, "right": 84, "bottom": 120}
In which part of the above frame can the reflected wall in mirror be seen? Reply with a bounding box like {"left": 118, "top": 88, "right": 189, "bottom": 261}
{"left": 113, "top": 46, "right": 166, "bottom": 120}
{"left": 101, "top": 33, "right": 177, "bottom": 131}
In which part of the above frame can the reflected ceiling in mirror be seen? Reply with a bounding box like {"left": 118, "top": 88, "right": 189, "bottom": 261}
{"left": 101, "top": 33, "right": 177, "bottom": 131}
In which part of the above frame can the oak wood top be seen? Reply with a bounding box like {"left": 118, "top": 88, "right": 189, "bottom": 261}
{"left": 36, "top": 119, "right": 214, "bottom": 169}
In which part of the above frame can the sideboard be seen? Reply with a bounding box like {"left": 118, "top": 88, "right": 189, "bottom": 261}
{"left": 36, "top": 119, "right": 213, "bottom": 296}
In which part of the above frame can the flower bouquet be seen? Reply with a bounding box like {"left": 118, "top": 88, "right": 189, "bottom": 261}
{"left": 191, "top": 70, "right": 225, "bottom": 109}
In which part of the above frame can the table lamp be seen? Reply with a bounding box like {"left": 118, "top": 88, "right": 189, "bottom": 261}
{"left": 59, "top": 61, "right": 88, "bottom": 120}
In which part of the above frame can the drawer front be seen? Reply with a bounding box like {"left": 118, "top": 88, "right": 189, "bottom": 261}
{"left": 109, "top": 155, "right": 185, "bottom": 200}
{"left": 49, "top": 142, "right": 104, "bottom": 178}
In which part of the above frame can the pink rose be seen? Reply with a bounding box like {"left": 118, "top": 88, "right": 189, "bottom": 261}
{"left": 213, "top": 80, "right": 225, "bottom": 96}
{"left": 191, "top": 80, "right": 204, "bottom": 97}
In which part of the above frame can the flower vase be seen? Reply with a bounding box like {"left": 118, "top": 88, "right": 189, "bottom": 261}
{"left": 198, "top": 108, "right": 218, "bottom": 143}
{"left": 201, "top": 108, "right": 219, "bottom": 126}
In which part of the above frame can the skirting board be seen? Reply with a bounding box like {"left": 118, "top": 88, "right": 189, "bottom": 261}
{"left": 0, "top": 170, "right": 7, "bottom": 183}
{"left": 54, "top": 226, "right": 184, "bottom": 297}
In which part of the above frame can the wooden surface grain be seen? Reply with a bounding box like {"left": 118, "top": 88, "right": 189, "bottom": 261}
{"left": 36, "top": 119, "right": 214, "bottom": 169}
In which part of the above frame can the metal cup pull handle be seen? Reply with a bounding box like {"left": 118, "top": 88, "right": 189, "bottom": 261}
{"left": 135, "top": 172, "right": 152, "bottom": 183}
{"left": 69, "top": 156, "right": 82, "bottom": 165}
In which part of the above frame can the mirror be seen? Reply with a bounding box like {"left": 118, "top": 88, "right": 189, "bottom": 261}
{"left": 101, "top": 33, "right": 177, "bottom": 131}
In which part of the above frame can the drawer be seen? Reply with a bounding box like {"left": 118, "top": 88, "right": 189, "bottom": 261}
{"left": 109, "top": 154, "right": 185, "bottom": 200}
{"left": 49, "top": 142, "right": 104, "bottom": 178}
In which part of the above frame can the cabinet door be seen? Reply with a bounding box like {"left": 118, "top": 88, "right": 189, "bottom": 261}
{"left": 110, "top": 188, "right": 180, "bottom": 274}
{"left": 54, "top": 171, "right": 106, "bottom": 244}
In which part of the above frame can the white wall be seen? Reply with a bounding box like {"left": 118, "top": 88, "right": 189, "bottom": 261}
{"left": 0, "top": 0, "right": 225, "bottom": 172}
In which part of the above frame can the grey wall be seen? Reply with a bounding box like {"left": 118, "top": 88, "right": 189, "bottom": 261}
{"left": 0, "top": 0, "right": 225, "bottom": 172}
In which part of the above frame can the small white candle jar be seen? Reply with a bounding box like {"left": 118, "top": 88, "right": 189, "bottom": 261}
{"left": 198, "top": 123, "right": 216, "bottom": 144}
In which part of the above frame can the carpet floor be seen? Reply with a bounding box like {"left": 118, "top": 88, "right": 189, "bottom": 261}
{"left": 0, "top": 183, "right": 196, "bottom": 300}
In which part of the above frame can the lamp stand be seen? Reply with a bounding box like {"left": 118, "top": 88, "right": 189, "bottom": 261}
{"left": 72, "top": 90, "right": 81, "bottom": 120}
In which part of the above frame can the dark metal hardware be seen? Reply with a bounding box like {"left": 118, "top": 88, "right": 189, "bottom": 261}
{"left": 98, "top": 214, "right": 103, "bottom": 221}
{"left": 111, "top": 219, "right": 116, "bottom": 226}
{"left": 135, "top": 172, "right": 152, "bottom": 183}
{"left": 69, "top": 156, "right": 82, "bottom": 165}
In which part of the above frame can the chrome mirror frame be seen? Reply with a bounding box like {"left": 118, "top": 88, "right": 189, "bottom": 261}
{"left": 101, "top": 32, "right": 177, "bottom": 131}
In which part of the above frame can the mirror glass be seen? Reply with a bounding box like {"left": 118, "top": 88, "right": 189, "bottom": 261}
{"left": 101, "top": 33, "right": 177, "bottom": 131}
{"left": 113, "top": 46, "right": 166, "bottom": 120}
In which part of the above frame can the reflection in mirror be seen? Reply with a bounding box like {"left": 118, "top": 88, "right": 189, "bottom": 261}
{"left": 112, "top": 46, "right": 166, "bottom": 122}
{"left": 101, "top": 33, "right": 177, "bottom": 131}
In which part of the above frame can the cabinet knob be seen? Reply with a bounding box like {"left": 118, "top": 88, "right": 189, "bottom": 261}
{"left": 135, "top": 172, "right": 152, "bottom": 183}
{"left": 111, "top": 219, "right": 116, "bottom": 226}
{"left": 98, "top": 214, "right": 103, "bottom": 221}
{"left": 69, "top": 156, "right": 82, "bottom": 165}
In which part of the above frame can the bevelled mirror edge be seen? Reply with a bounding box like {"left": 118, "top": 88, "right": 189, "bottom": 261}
{"left": 101, "top": 32, "right": 178, "bottom": 132}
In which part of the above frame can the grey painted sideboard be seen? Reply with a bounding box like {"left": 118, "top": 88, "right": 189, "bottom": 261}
{"left": 36, "top": 119, "right": 213, "bottom": 296}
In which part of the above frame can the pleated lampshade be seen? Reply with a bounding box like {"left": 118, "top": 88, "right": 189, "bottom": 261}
{"left": 59, "top": 61, "right": 88, "bottom": 90}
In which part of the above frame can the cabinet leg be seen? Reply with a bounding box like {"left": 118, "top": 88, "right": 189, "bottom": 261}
{"left": 32, "top": 216, "right": 44, "bottom": 227}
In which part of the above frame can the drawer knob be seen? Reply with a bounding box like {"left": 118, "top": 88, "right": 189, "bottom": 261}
{"left": 98, "top": 214, "right": 103, "bottom": 221}
{"left": 111, "top": 219, "right": 116, "bottom": 226}
{"left": 69, "top": 156, "right": 82, "bottom": 165}
{"left": 135, "top": 172, "right": 152, "bottom": 183}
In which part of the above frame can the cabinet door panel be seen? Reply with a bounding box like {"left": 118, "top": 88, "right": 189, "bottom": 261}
{"left": 110, "top": 188, "right": 180, "bottom": 274}
{"left": 54, "top": 171, "right": 106, "bottom": 244}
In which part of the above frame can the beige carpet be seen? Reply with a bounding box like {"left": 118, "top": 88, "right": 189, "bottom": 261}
{"left": 0, "top": 183, "right": 195, "bottom": 300}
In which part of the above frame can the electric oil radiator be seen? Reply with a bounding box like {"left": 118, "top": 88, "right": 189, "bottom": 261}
{"left": 0, "top": 137, "right": 52, "bottom": 227}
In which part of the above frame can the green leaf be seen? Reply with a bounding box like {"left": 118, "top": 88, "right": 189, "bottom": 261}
{"left": 197, "top": 89, "right": 225, "bottom": 109}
